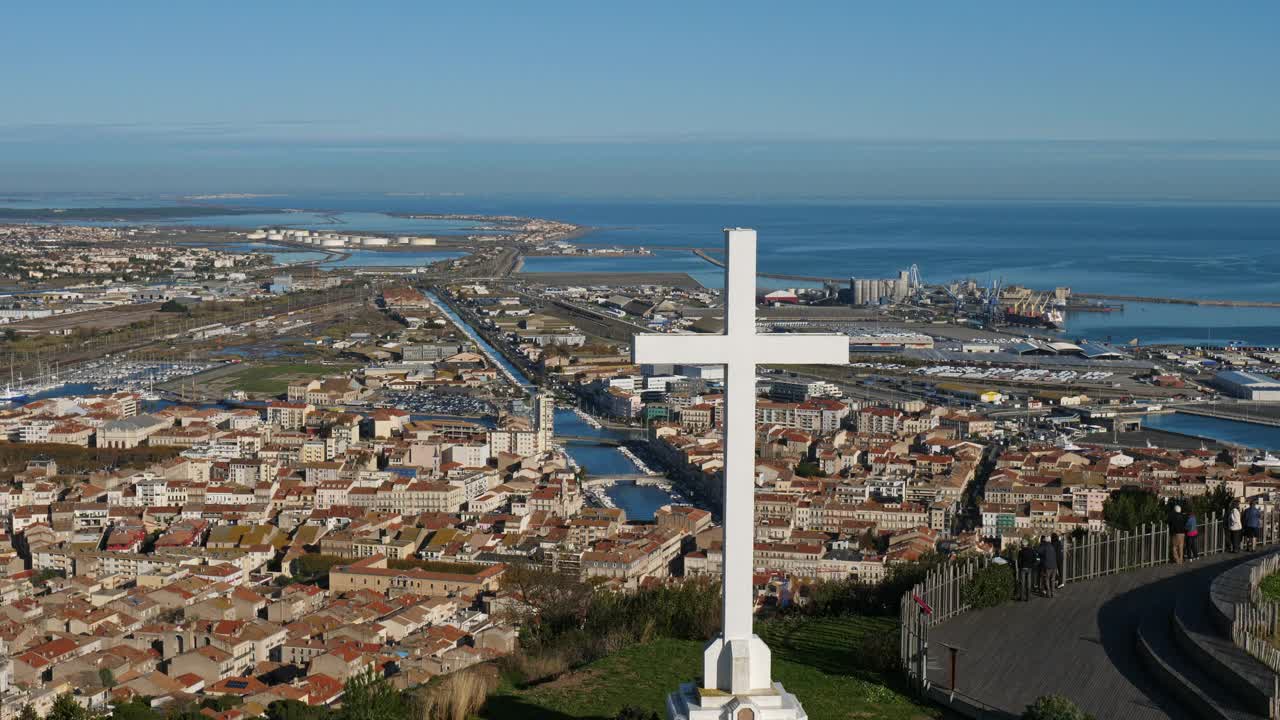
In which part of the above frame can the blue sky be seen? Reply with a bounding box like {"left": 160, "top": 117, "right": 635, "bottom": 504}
{"left": 3, "top": 1, "right": 1279, "bottom": 199}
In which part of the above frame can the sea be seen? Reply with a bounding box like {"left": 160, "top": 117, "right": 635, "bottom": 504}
{"left": 7, "top": 193, "right": 1280, "bottom": 469}
{"left": 6, "top": 192, "right": 1278, "bottom": 346}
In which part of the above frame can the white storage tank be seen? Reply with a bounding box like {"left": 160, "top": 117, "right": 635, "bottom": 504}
{"left": 362, "top": 237, "right": 390, "bottom": 247}
{"left": 410, "top": 237, "right": 438, "bottom": 246}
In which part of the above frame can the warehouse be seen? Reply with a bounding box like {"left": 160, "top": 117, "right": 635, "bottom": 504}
{"left": 1211, "top": 371, "right": 1280, "bottom": 401}
{"left": 847, "top": 333, "right": 934, "bottom": 351}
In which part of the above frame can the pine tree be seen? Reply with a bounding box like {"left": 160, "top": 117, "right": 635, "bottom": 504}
{"left": 336, "top": 669, "right": 405, "bottom": 720}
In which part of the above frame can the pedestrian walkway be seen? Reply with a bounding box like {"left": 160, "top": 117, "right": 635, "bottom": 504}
{"left": 927, "top": 553, "right": 1246, "bottom": 719}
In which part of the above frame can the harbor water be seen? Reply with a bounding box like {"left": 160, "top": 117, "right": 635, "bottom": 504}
{"left": 554, "top": 408, "right": 678, "bottom": 520}
{"left": 1145, "top": 412, "right": 1280, "bottom": 451}
{"left": 9, "top": 193, "right": 1280, "bottom": 345}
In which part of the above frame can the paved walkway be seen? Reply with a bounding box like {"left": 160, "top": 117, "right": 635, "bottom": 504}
{"left": 927, "top": 553, "right": 1249, "bottom": 719}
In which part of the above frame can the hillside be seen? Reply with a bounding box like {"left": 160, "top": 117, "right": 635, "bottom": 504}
{"left": 480, "top": 616, "right": 940, "bottom": 720}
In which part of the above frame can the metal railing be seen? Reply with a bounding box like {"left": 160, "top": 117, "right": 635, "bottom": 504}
{"left": 899, "top": 556, "right": 992, "bottom": 686}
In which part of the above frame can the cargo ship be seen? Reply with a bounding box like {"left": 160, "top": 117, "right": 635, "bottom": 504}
{"left": 1004, "top": 306, "right": 1064, "bottom": 329}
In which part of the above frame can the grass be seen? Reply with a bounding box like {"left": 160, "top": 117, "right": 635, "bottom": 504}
{"left": 228, "top": 362, "right": 357, "bottom": 394}
{"left": 480, "top": 616, "right": 938, "bottom": 720}
{"left": 1260, "top": 572, "right": 1280, "bottom": 603}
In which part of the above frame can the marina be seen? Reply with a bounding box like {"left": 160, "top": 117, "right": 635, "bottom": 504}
{"left": 2, "top": 358, "right": 222, "bottom": 404}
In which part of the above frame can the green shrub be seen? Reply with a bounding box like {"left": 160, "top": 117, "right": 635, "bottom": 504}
{"left": 1260, "top": 572, "right": 1280, "bottom": 603}
{"left": 1023, "top": 694, "right": 1095, "bottom": 720}
{"left": 852, "top": 629, "right": 900, "bottom": 673}
{"left": 960, "top": 563, "right": 1015, "bottom": 609}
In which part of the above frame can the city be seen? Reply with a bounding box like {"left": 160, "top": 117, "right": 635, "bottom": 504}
{"left": 1, "top": 207, "right": 1280, "bottom": 720}
{"left": 4, "top": 4, "right": 1280, "bottom": 720}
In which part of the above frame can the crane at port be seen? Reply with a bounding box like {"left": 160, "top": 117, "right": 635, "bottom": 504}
{"left": 985, "top": 278, "right": 1003, "bottom": 322}
{"left": 941, "top": 282, "right": 964, "bottom": 315}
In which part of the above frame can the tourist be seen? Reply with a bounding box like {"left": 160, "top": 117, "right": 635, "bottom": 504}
{"left": 1228, "top": 502, "right": 1244, "bottom": 553}
{"left": 1051, "top": 533, "right": 1066, "bottom": 588}
{"left": 1017, "top": 541, "right": 1039, "bottom": 601}
{"left": 1185, "top": 511, "right": 1200, "bottom": 561}
{"left": 1244, "top": 498, "right": 1263, "bottom": 551}
{"left": 1168, "top": 504, "right": 1187, "bottom": 564}
{"left": 1038, "top": 535, "right": 1059, "bottom": 597}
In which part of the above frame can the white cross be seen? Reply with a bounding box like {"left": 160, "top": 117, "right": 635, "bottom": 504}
{"left": 633, "top": 228, "right": 847, "bottom": 694}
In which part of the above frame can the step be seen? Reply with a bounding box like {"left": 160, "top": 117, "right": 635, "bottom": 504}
{"left": 1209, "top": 556, "right": 1255, "bottom": 635}
{"left": 1135, "top": 609, "right": 1263, "bottom": 720}
{"left": 1173, "top": 592, "right": 1274, "bottom": 716}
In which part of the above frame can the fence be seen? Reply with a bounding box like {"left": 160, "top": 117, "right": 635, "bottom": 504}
{"left": 901, "top": 515, "right": 1227, "bottom": 693}
{"left": 898, "top": 556, "right": 992, "bottom": 685}
{"left": 1233, "top": 552, "right": 1280, "bottom": 679}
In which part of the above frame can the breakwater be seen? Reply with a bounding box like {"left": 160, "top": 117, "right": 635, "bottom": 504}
{"left": 1076, "top": 293, "right": 1280, "bottom": 309}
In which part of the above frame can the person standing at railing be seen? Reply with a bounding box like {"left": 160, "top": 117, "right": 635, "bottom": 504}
{"left": 1185, "top": 511, "right": 1200, "bottom": 561}
{"left": 1017, "top": 541, "right": 1039, "bottom": 602}
{"left": 1244, "top": 498, "right": 1263, "bottom": 551}
{"left": 1051, "top": 533, "right": 1065, "bottom": 588}
{"left": 1228, "top": 502, "right": 1244, "bottom": 553}
{"left": 1168, "top": 504, "right": 1187, "bottom": 564}
{"left": 1038, "top": 535, "right": 1059, "bottom": 597}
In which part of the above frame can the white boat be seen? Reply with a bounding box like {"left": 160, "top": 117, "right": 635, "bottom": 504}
{"left": 0, "top": 385, "right": 27, "bottom": 403}
{"left": 1253, "top": 453, "right": 1280, "bottom": 469}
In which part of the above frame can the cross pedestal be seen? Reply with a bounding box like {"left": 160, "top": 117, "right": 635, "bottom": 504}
{"left": 633, "top": 229, "right": 848, "bottom": 720}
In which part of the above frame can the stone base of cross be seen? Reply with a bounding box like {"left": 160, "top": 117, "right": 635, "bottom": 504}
{"left": 633, "top": 229, "right": 847, "bottom": 720}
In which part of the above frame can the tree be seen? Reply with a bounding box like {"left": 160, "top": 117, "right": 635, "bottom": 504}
{"left": 162, "top": 703, "right": 206, "bottom": 720}
{"left": 615, "top": 709, "right": 660, "bottom": 720}
{"left": 960, "top": 563, "right": 1015, "bottom": 609}
{"left": 199, "top": 697, "right": 242, "bottom": 713}
{"left": 110, "top": 698, "right": 159, "bottom": 720}
{"left": 265, "top": 700, "right": 325, "bottom": 720}
{"left": 48, "top": 694, "right": 91, "bottom": 720}
{"left": 1102, "top": 487, "right": 1165, "bottom": 532}
{"left": 18, "top": 705, "right": 39, "bottom": 720}
{"left": 99, "top": 667, "right": 116, "bottom": 689}
{"left": 498, "top": 563, "right": 597, "bottom": 646}
{"left": 1186, "top": 485, "right": 1235, "bottom": 521}
{"left": 794, "top": 461, "right": 826, "bottom": 478}
{"left": 336, "top": 669, "right": 405, "bottom": 720}
{"left": 1023, "top": 694, "right": 1095, "bottom": 720}
{"left": 291, "top": 554, "right": 347, "bottom": 585}
{"left": 159, "top": 300, "right": 189, "bottom": 314}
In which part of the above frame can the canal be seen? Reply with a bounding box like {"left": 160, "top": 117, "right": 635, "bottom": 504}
{"left": 425, "top": 289, "right": 680, "bottom": 519}
{"left": 554, "top": 408, "right": 679, "bottom": 520}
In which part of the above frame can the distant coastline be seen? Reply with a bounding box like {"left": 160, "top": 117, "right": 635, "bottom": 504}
{"left": 0, "top": 206, "right": 274, "bottom": 222}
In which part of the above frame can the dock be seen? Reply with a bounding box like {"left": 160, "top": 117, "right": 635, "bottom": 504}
{"left": 1174, "top": 406, "right": 1280, "bottom": 428}
{"left": 1076, "top": 293, "right": 1280, "bottom": 308}
{"left": 690, "top": 249, "right": 843, "bottom": 284}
